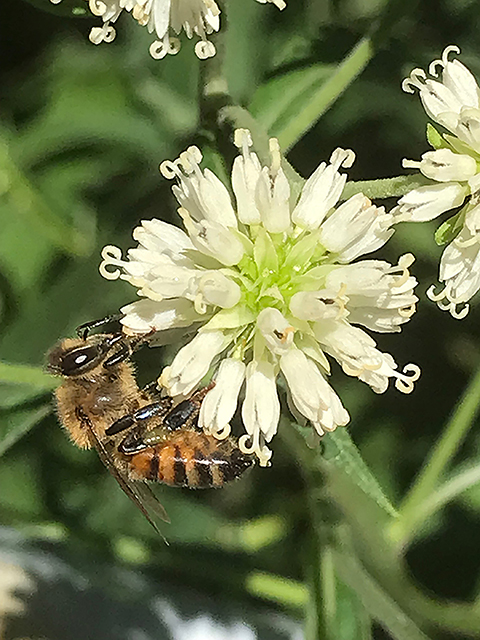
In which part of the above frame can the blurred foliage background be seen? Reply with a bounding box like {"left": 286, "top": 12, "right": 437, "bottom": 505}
{"left": 3, "top": 0, "right": 480, "bottom": 638}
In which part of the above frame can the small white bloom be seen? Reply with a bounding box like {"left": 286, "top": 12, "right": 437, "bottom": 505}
{"left": 120, "top": 297, "right": 203, "bottom": 333}
{"left": 399, "top": 45, "right": 480, "bottom": 316}
{"left": 291, "top": 148, "right": 353, "bottom": 230}
{"left": 102, "top": 132, "right": 418, "bottom": 463}
{"left": 160, "top": 330, "right": 231, "bottom": 396}
{"left": 241, "top": 360, "right": 279, "bottom": 464}
{"left": 319, "top": 193, "right": 394, "bottom": 262}
{"left": 403, "top": 149, "right": 477, "bottom": 183}
{"left": 256, "top": 307, "right": 295, "bottom": 356}
{"left": 280, "top": 349, "right": 349, "bottom": 435}
{"left": 0, "top": 561, "right": 34, "bottom": 618}
{"left": 256, "top": 0, "right": 287, "bottom": 9}
{"left": 199, "top": 358, "right": 246, "bottom": 438}
{"left": 313, "top": 320, "right": 420, "bottom": 394}
{"left": 392, "top": 183, "right": 468, "bottom": 223}
{"left": 51, "top": 0, "right": 284, "bottom": 59}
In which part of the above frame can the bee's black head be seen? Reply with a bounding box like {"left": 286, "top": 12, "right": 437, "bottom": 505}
{"left": 46, "top": 334, "right": 118, "bottom": 378}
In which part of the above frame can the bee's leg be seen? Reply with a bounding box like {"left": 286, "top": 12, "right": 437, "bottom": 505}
{"left": 76, "top": 314, "right": 123, "bottom": 340}
{"left": 141, "top": 381, "right": 164, "bottom": 401}
{"left": 103, "top": 331, "right": 155, "bottom": 368}
{"left": 106, "top": 398, "right": 174, "bottom": 436}
{"left": 117, "top": 426, "right": 149, "bottom": 454}
{"left": 163, "top": 383, "right": 215, "bottom": 431}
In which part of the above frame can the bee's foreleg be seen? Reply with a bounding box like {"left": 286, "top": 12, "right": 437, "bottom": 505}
{"left": 76, "top": 314, "right": 123, "bottom": 340}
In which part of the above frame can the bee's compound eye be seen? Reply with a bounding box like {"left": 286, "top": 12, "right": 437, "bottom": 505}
{"left": 60, "top": 346, "right": 101, "bottom": 375}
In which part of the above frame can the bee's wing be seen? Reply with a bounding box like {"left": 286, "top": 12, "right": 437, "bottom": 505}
{"left": 89, "top": 427, "right": 170, "bottom": 537}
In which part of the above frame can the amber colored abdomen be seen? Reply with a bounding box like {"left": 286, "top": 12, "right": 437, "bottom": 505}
{"left": 128, "top": 430, "right": 253, "bottom": 488}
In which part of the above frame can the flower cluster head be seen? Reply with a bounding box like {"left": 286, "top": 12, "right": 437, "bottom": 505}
{"left": 50, "top": 0, "right": 285, "bottom": 60}
{"left": 100, "top": 130, "right": 420, "bottom": 464}
{"left": 395, "top": 45, "right": 480, "bottom": 318}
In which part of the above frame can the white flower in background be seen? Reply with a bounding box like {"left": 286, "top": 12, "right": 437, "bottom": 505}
{"left": 156, "top": 601, "right": 257, "bottom": 640}
{"left": 100, "top": 131, "right": 420, "bottom": 464}
{"left": 0, "top": 560, "right": 34, "bottom": 636}
{"left": 394, "top": 45, "right": 480, "bottom": 318}
{"left": 49, "top": 0, "right": 285, "bottom": 59}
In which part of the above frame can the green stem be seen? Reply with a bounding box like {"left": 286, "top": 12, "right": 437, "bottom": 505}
{"left": 273, "top": 0, "right": 420, "bottom": 151}
{"left": 342, "top": 175, "right": 432, "bottom": 201}
{"left": 277, "top": 38, "right": 374, "bottom": 151}
{"left": 410, "top": 463, "right": 480, "bottom": 537}
{"left": 0, "top": 361, "right": 58, "bottom": 390}
{"left": 0, "top": 132, "right": 92, "bottom": 256}
{"left": 391, "top": 364, "right": 480, "bottom": 547}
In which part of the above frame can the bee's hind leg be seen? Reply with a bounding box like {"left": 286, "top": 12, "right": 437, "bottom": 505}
{"left": 106, "top": 398, "right": 174, "bottom": 437}
{"left": 162, "top": 382, "right": 215, "bottom": 432}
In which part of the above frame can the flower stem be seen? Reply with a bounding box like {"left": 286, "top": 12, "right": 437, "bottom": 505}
{"left": 0, "top": 361, "right": 57, "bottom": 390}
{"left": 276, "top": 37, "right": 374, "bottom": 151}
{"left": 342, "top": 175, "right": 432, "bottom": 201}
{"left": 391, "top": 363, "right": 480, "bottom": 547}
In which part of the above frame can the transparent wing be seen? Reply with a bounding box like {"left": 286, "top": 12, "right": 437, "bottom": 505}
{"left": 86, "top": 419, "right": 170, "bottom": 539}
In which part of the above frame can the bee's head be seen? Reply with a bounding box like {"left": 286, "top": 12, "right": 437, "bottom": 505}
{"left": 46, "top": 334, "right": 119, "bottom": 378}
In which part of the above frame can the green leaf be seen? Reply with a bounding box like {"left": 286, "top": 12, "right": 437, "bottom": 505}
{"left": 245, "top": 571, "right": 308, "bottom": 609}
{"left": 0, "top": 404, "right": 51, "bottom": 458}
{"left": 392, "top": 363, "right": 480, "bottom": 548}
{"left": 0, "top": 362, "right": 58, "bottom": 390}
{"left": 426, "top": 124, "right": 446, "bottom": 150}
{"left": 253, "top": 227, "right": 279, "bottom": 274}
{"left": 322, "top": 429, "right": 397, "bottom": 518}
{"left": 333, "top": 550, "right": 430, "bottom": 640}
{"left": 199, "top": 304, "right": 255, "bottom": 330}
{"left": 269, "top": 39, "right": 374, "bottom": 150}
{"left": 250, "top": 64, "right": 334, "bottom": 134}
{"left": 434, "top": 209, "right": 465, "bottom": 246}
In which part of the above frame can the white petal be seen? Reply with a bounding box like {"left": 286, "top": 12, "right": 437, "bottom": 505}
{"left": 241, "top": 360, "right": 280, "bottom": 443}
{"left": 172, "top": 168, "right": 237, "bottom": 229}
{"left": 255, "top": 167, "right": 291, "bottom": 233}
{"left": 134, "top": 219, "right": 194, "bottom": 255}
{"left": 232, "top": 151, "right": 262, "bottom": 225}
{"left": 313, "top": 319, "right": 420, "bottom": 394}
{"left": 256, "top": 307, "right": 295, "bottom": 355}
{"left": 120, "top": 297, "right": 202, "bottom": 333}
{"left": 292, "top": 162, "right": 346, "bottom": 230}
{"left": 442, "top": 56, "right": 480, "bottom": 109}
{"left": 191, "top": 271, "right": 242, "bottom": 309}
{"left": 289, "top": 289, "right": 345, "bottom": 322}
{"left": 182, "top": 215, "right": 245, "bottom": 266}
{"left": 403, "top": 149, "right": 477, "bottom": 182}
{"left": 164, "top": 330, "right": 231, "bottom": 396}
{"left": 151, "top": 0, "right": 170, "bottom": 39}
{"left": 280, "top": 349, "right": 349, "bottom": 432}
{"left": 393, "top": 183, "right": 467, "bottom": 222}
{"left": 320, "top": 194, "right": 394, "bottom": 262}
{"left": 199, "top": 359, "right": 246, "bottom": 435}
{"left": 449, "top": 107, "right": 480, "bottom": 153}
{"left": 419, "top": 79, "right": 464, "bottom": 124}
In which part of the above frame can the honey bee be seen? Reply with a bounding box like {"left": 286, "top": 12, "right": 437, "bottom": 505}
{"left": 46, "top": 319, "right": 254, "bottom": 532}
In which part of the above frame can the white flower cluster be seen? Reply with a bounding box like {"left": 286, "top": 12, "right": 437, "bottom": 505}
{"left": 395, "top": 45, "right": 480, "bottom": 318}
{"left": 100, "top": 130, "right": 420, "bottom": 464}
{"left": 50, "top": 0, "right": 285, "bottom": 59}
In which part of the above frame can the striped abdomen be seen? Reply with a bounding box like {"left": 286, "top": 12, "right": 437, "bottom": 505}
{"left": 126, "top": 430, "right": 254, "bottom": 488}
